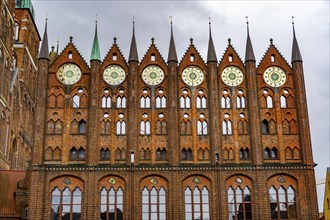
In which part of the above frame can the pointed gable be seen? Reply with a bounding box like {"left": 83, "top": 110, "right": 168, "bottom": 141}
{"left": 49, "top": 37, "right": 90, "bottom": 74}
{"left": 139, "top": 38, "right": 167, "bottom": 73}
{"left": 219, "top": 39, "right": 245, "bottom": 72}
{"left": 257, "top": 40, "right": 292, "bottom": 74}
{"left": 179, "top": 38, "right": 207, "bottom": 74}
{"left": 101, "top": 38, "right": 128, "bottom": 73}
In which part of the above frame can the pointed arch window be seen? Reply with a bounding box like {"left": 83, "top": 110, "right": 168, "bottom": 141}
{"left": 156, "top": 148, "right": 167, "bottom": 161}
{"left": 156, "top": 120, "right": 167, "bottom": 135}
{"left": 100, "top": 187, "right": 123, "bottom": 220}
{"left": 116, "top": 89, "right": 127, "bottom": 108}
{"left": 280, "top": 96, "right": 287, "bottom": 108}
{"left": 237, "top": 89, "right": 246, "bottom": 109}
{"left": 116, "top": 121, "right": 126, "bottom": 135}
{"left": 228, "top": 186, "right": 252, "bottom": 220}
{"left": 156, "top": 96, "right": 166, "bottom": 108}
{"left": 197, "top": 120, "right": 208, "bottom": 135}
{"left": 51, "top": 187, "right": 82, "bottom": 220}
{"left": 102, "top": 96, "right": 111, "bottom": 108}
{"left": 264, "top": 147, "right": 278, "bottom": 159}
{"left": 267, "top": 96, "right": 273, "bottom": 108}
{"left": 182, "top": 148, "right": 193, "bottom": 161}
{"left": 140, "top": 120, "right": 151, "bottom": 135}
{"left": 73, "top": 95, "right": 80, "bottom": 108}
{"left": 180, "top": 89, "right": 191, "bottom": 108}
{"left": 196, "top": 94, "right": 207, "bottom": 109}
{"left": 261, "top": 119, "right": 270, "bottom": 134}
{"left": 221, "top": 89, "right": 231, "bottom": 108}
{"left": 239, "top": 147, "right": 250, "bottom": 159}
{"left": 140, "top": 96, "right": 151, "bottom": 108}
{"left": 269, "top": 186, "right": 297, "bottom": 219}
{"left": 140, "top": 148, "right": 151, "bottom": 160}
{"left": 184, "top": 187, "right": 210, "bottom": 220}
{"left": 115, "top": 148, "right": 126, "bottom": 161}
{"left": 78, "top": 120, "right": 86, "bottom": 134}
{"left": 222, "top": 120, "right": 232, "bottom": 135}
{"left": 100, "top": 148, "right": 110, "bottom": 160}
{"left": 142, "top": 186, "right": 166, "bottom": 220}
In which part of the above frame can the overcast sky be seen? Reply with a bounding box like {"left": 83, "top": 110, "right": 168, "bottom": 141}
{"left": 32, "top": 0, "right": 329, "bottom": 211}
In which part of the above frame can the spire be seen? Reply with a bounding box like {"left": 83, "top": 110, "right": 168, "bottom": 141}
{"left": 90, "top": 17, "right": 101, "bottom": 61}
{"left": 167, "top": 17, "right": 178, "bottom": 62}
{"left": 38, "top": 18, "right": 49, "bottom": 60}
{"left": 244, "top": 16, "right": 256, "bottom": 62}
{"left": 207, "top": 18, "right": 217, "bottom": 63}
{"left": 128, "top": 17, "right": 139, "bottom": 62}
{"left": 291, "top": 17, "right": 302, "bottom": 62}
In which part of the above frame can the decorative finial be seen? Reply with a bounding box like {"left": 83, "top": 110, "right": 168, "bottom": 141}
{"left": 114, "top": 37, "right": 117, "bottom": 44}
{"left": 70, "top": 36, "right": 73, "bottom": 43}
{"left": 209, "top": 16, "right": 211, "bottom": 25}
{"left": 270, "top": 38, "right": 273, "bottom": 45}
{"left": 133, "top": 16, "right": 135, "bottom": 25}
{"left": 96, "top": 14, "right": 98, "bottom": 23}
{"left": 151, "top": 37, "right": 154, "bottom": 45}
{"left": 292, "top": 16, "right": 295, "bottom": 24}
{"left": 245, "top": 16, "right": 249, "bottom": 24}
{"left": 190, "top": 38, "right": 193, "bottom": 45}
{"left": 51, "top": 46, "right": 54, "bottom": 52}
{"left": 46, "top": 12, "right": 48, "bottom": 21}
{"left": 169, "top": 16, "right": 172, "bottom": 24}
{"left": 228, "top": 38, "right": 231, "bottom": 45}
{"left": 56, "top": 35, "right": 59, "bottom": 54}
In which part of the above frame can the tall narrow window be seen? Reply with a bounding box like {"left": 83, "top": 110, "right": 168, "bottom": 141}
{"left": 182, "top": 148, "right": 193, "bottom": 161}
{"left": 140, "top": 96, "right": 151, "bottom": 108}
{"left": 73, "top": 95, "right": 80, "bottom": 108}
{"left": 184, "top": 187, "right": 210, "bottom": 220}
{"left": 280, "top": 96, "right": 287, "bottom": 108}
{"left": 180, "top": 96, "right": 191, "bottom": 108}
{"left": 156, "top": 96, "right": 166, "bottom": 108}
{"left": 261, "top": 120, "right": 270, "bottom": 134}
{"left": 116, "top": 121, "right": 126, "bottom": 135}
{"left": 222, "top": 120, "right": 232, "bottom": 135}
{"left": 196, "top": 96, "right": 207, "bottom": 108}
{"left": 79, "top": 120, "right": 86, "bottom": 134}
{"left": 228, "top": 186, "right": 252, "bottom": 220}
{"left": 100, "top": 187, "right": 124, "bottom": 220}
{"left": 142, "top": 187, "right": 166, "bottom": 220}
{"left": 140, "top": 121, "right": 151, "bottom": 135}
{"left": 51, "top": 187, "right": 82, "bottom": 220}
{"left": 267, "top": 96, "right": 273, "bottom": 108}
{"left": 269, "top": 186, "right": 297, "bottom": 219}
{"left": 102, "top": 96, "right": 111, "bottom": 108}
{"left": 197, "top": 120, "right": 208, "bottom": 135}
{"left": 156, "top": 148, "right": 167, "bottom": 161}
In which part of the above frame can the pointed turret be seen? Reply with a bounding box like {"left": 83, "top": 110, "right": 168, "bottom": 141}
{"left": 90, "top": 20, "right": 101, "bottom": 61}
{"left": 167, "top": 20, "right": 178, "bottom": 62}
{"left": 291, "top": 20, "right": 302, "bottom": 62}
{"left": 128, "top": 20, "right": 139, "bottom": 62}
{"left": 207, "top": 20, "right": 217, "bottom": 63}
{"left": 38, "top": 18, "right": 49, "bottom": 60}
{"left": 244, "top": 20, "right": 255, "bottom": 62}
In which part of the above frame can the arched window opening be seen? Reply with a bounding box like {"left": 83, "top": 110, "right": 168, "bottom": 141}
{"left": 142, "top": 187, "right": 166, "bottom": 220}
{"left": 222, "top": 120, "right": 232, "bottom": 135}
{"left": 151, "top": 53, "right": 156, "bottom": 61}
{"left": 196, "top": 96, "right": 207, "bottom": 108}
{"left": 180, "top": 120, "right": 192, "bottom": 135}
{"left": 271, "top": 54, "right": 275, "bottom": 62}
{"left": 78, "top": 147, "right": 85, "bottom": 160}
{"left": 70, "top": 147, "right": 77, "bottom": 160}
{"left": 197, "top": 120, "right": 208, "bottom": 135}
{"left": 116, "top": 121, "right": 126, "bottom": 135}
{"left": 100, "top": 148, "right": 110, "bottom": 160}
{"left": 79, "top": 120, "right": 86, "bottom": 134}
{"left": 269, "top": 185, "right": 297, "bottom": 219}
{"left": 68, "top": 51, "right": 73, "bottom": 59}
{"left": 14, "top": 22, "right": 19, "bottom": 41}
{"left": 112, "top": 53, "right": 117, "bottom": 61}
{"left": 267, "top": 96, "right": 273, "bottom": 108}
{"left": 182, "top": 148, "right": 192, "bottom": 161}
{"left": 117, "top": 96, "right": 126, "bottom": 108}
{"left": 140, "top": 96, "right": 151, "bottom": 108}
{"left": 280, "top": 96, "right": 287, "bottom": 108}
{"left": 221, "top": 96, "right": 231, "bottom": 108}
{"left": 156, "top": 148, "right": 167, "bottom": 161}
{"left": 102, "top": 96, "right": 111, "bottom": 108}
{"left": 156, "top": 96, "right": 166, "bottom": 108}
{"left": 239, "top": 148, "right": 250, "bottom": 159}
{"left": 228, "top": 186, "right": 252, "bottom": 220}
{"left": 100, "top": 187, "right": 123, "bottom": 220}
{"left": 261, "top": 119, "right": 270, "bottom": 134}
{"left": 190, "top": 54, "right": 195, "bottom": 62}
{"left": 73, "top": 95, "right": 80, "bottom": 108}
{"left": 140, "top": 121, "right": 151, "bottom": 135}
{"left": 184, "top": 187, "right": 210, "bottom": 220}
{"left": 237, "top": 96, "right": 246, "bottom": 108}
{"left": 229, "top": 54, "right": 233, "bottom": 62}
{"left": 180, "top": 96, "right": 191, "bottom": 108}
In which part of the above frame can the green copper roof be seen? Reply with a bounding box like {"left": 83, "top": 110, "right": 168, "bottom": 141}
{"left": 90, "top": 22, "right": 101, "bottom": 61}
{"left": 15, "top": 0, "right": 35, "bottom": 19}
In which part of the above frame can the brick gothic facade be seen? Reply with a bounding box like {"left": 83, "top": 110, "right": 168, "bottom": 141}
{"left": 1, "top": 2, "right": 319, "bottom": 219}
